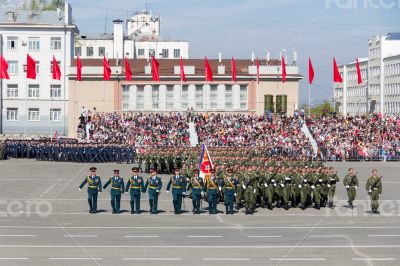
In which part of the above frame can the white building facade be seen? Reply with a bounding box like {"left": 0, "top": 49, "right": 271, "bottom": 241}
{"left": 75, "top": 11, "right": 189, "bottom": 60}
{"left": 0, "top": 2, "right": 77, "bottom": 135}
{"left": 334, "top": 33, "right": 400, "bottom": 115}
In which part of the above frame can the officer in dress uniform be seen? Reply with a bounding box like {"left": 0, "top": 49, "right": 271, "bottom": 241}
{"left": 125, "top": 167, "right": 145, "bottom": 214}
{"left": 166, "top": 168, "right": 187, "bottom": 214}
{"left": 223, "top": 169, "right": 238, "bottom": 215}
{"left": 187, "top": 169, "right": 204, "bottom": 214}
{"left": 79, "top": 167, "right": 102, "bottom": 213}
{"left": 103, "top": 170, "right": 124, "bottom": 214}
{"left": 144, "top": 168, "right": 163, "bottom": 214}
{"left": 205, "top": 169, "right": 219, "bottom": 215}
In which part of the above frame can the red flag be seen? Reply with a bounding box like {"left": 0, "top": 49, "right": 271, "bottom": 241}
{"left": 26, "top": 54, "right": 36, "bottom": 79}
{"left": 76, "top": 55, "right": 82, "bottom": 81}
{"left": 256, "top": 57, "right": 260, "bottom": 84}
{"left": 356, "top": 58, "right": 362, "bottom": 84}
{"left": 103, "top": 56, "right": 111, "bottom": 81}
{"left": 124, "top": 58, "right": 132, "bottom": 81}
{"left": 204, "top": 56, "right": 213, "bottom": 82}
{"left": 52, "top": 55, "right": 61, "bottom": 80}
{"left": 333, "top": 57, "right": 343, "bottom": 83}
{"left": 151, "top": 56, "right": 160, "bottom": 81}
{"left": 0, "top": 56, "right": 10, "bottom": 79}
{"left": 179, "top": 57, "right": 186, "bottom": 82}
{"left": 308, "top": 57, "right": 314, "bottom": 85}
{"left": 231, "top": 57, "right": 237, "bottom": 83}
{"left": 53, "top": 130, "right": 58, "bottom": 140}
{"left": 281, "top": 55, "right": 286, "bottom": 83}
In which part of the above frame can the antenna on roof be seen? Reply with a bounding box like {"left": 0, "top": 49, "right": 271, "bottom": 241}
{"left": 103, "top": 12, "right": 108, "bottom": 35}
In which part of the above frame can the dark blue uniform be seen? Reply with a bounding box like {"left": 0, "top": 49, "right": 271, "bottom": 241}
{"left": 166, "top": 175, "right": 187, "bottom": 214}
{"left": 125, "top": 175, "right": 145, "bottom": 214}
{"left": 223, "top": 176, "right": 238, "bottom": 215}
{"left": 187, "top": 176, "right": 205, "bottom": 214}
{"left": 205, "top": 175, "right": 219, "bottom": 214}
{"left": 144, "top": 176, "right": 162, "bottom": 214}
{"left": 103, "top": 176, "right": 124, "bottom": 214}
{"left": 79, "top": 175, "right": 102, "bottom": 213}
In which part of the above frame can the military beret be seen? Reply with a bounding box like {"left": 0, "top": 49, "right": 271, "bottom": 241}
{"left": 89, "top": 167, "right": 97, "bottom": 171}
{"left": 131, "top": 167, "right": 139, "bottom": 171}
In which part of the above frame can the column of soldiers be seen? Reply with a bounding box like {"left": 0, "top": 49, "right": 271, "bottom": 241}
{"left": 79, "top": 164, "right": 383, "bottom": 215}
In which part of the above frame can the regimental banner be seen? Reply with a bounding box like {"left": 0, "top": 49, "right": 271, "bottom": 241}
{"left": 198, "top": 144, "right": 213, "bottom": 181}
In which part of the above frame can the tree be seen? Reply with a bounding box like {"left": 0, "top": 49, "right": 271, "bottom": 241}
{"left": 310, "top": 100, "right": 334, "bottom": 115}
{"left": 43, "top": 0, "right": 65, "bottom": 11}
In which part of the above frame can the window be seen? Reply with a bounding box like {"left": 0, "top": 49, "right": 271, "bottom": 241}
{"left": 225, "top": 85, "right": 233, "bottom": 109}
{"left": 162, "top": 49, "right": 169, "bottom": 58}
{"left": 50, "top": 108, "right": 62, "bottom": 121}
{"left": 50, "top": 37, "right": 61, "bottom": 50}
{"left": 173, "top": 49, "right": 180, "bottom": 59}
{"left": 240, "top": 86, "right": 247, "bottom": 109}
{"left": 181, "top": 85, "right": 188, "bottom": 109}
{"left": 195, "top": 85, "right": 203, "bottom": 109}
{"left": 50, "top": 61, "right": 61, "bottom": 73}
{"left": 75, "top": 47, "right": 82, "bottom": 56}
{"left": 28, "top": 37, "right": 40, "bottom": 51}
{"left": 50, "top": 85, "right": 61, "bottom": 98}
{"left": 138, "top": 49, "right": 145, "bottom": 56}
{"left": 210, "top": 85, "right": 218, "bottom": 109}
{"left": 152, "top": 86, "right": 159, "bottom": 109}
{"left": 136, "top": 86, "right": 144, "bottom": 110}
{"left": 122, "top": 86, "right": 130, "bottom": 110}
{"left": 98, "top": 47, "right": 105, "bottom": 57}
{"left": 7, "top": 84, "right": 18, "bottom": 98}
{"left": 35, "top": 61, "right": 40, "bottom": 74}
{"left": 7, "top": 37, "right": 18, "bottom": 50}
{"left": 7, "top": 61, "right": 18, "bottom": 74}
{"left": 28, "top": 84, "right": 40, "bottom": 98}
{"left": 86, "top": 47, "right": 93, "bottom": 57}
{"left": 28, "top": 108, "right": 40, "bottom": 121}
{"left": 166, "top": 85, "right": 174, "bottom": 110}
{"left": 6, "top": 108, "right": 18, "bottom": 121}
{"left": 149, "top": 49, "right": 155, "bottom": 58}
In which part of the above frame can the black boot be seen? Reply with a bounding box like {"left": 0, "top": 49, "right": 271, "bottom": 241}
{"left": 315, "top": 203, "right": 320, "bottom": 210}
{"left": 349, "top": 201, "right": 353, "bottom": 209}
{"left": 284, "top": 204, "right": 289, "bottom": 210}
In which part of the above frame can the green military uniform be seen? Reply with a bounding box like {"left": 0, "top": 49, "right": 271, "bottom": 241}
{"left": 343, "top": 172, "right": 359, "bottom": 208}
{"left": 223, "top": 172, "right": 237, "bottom": 215}
{"left": 265, "top": 171, "right": 276, "bottom": 210}
{"left": 274, "top": 171, "right": 284, "bottom": 208}
{"left": 327, "top": 170, "right": 339, "bottom": 208}
{"left": 103, "top": 171, "right": 124, "bottom": 214}
{"left": 290, "top": 171, "right": 301, "bottom": 207}
{"left": 79, "top": 168, "right": 102, "bottom": 213}
{"left": 144, "top": 170, "right": 163, "bottom": 214}
{"left": 281, "top": 170, "right": 292, "bottom": 210}
{"left": 205, "top": 173, "right": 219, "bottom": 214}
{"left": 166, "top": 171, "right": 187, "bottom": 214}
{"left": 241, "top": 172, "right": 256, "bottom": 214}
{"left": 312, "top": 171, "right": 324, "bottom": 209}
{"left": 299, "top": 171, "right": 311, "bottom": 210}
{"left": 366, "top": 174, "right": 382, "bottom": 214}
{"left": 125, "top": 168, "right": 145, "bottom": 214}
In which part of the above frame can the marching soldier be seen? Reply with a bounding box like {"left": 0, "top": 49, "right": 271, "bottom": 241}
{"left": 223, "top": 169, "right": 237, "bottom": 215}
{"left": 144, "top": 168, "right": 163, "bottom": 214}
{"left": 299, "top": 167, "right": 311, "bottom": 210}
{"left": 265, "top": 166, "right": 276, "bottom": 210}
{"left": 281, "top": 167, "right": 292, "bottom": 210}
{"left": 343, "top": 168, "right": 358, "bottom": 209}
{"left": 166, "top": 168, "right": 187, "bottom": 214}
{"left": 327, "top": 167, "right": 339, "bottom": 208}
{"left": 241, "top": 170, "right": 256, "bottom": 214}
{"left": 204, "top": 169, "right": 219, "bottom": 214}
{"left": 125, "top": 167, "right": 145, "bottom": 214}
{"left": 187, "top": 169, "right": 204, "bottom": 214}
{"left": 366, "top": 169, "right": 382, "bottom": 214}
{"left": 290, "top": 167, "right": 302, "bottom": 208}
{"left": 103, "top": 170, "right": 124, "bottom": 214}
{"left": 79, "top": 167, "right": 102, "bottom": 214}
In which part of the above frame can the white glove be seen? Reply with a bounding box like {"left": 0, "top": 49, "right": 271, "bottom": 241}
{"left": 253, "top": 189, "right": 256, "bottom": 193}
{"left": 201, "top": 192, "right": 204, "bottom": 196}
{"left": 79, "top": 188, "right": 82, "bottom": 191}
{"left": 355, "top": 186, "right": 358, "bottom": 189}
{"left": 218, "top": 187, "right": 222, "bottom": 191}
{"left": 271, "top": 179, "right": 275, "bottom": 183}
{"left": 330, "top": 178, "right": 334, "bottom": 181}
{"left": 319, "top": 179, "right": 323, "bottom": 182}
{"left": 234, "top": 193, "right": 237, "bottom": 196}
{"left": 280, "top": 183, "right": 284, "bottom": 187}
{"left": 273, "top": 183, "right": 277, "bottom": 187}
{"left": 242, "top": 184, "right": 246, "bottom": 189}
{"left": 182, "top": 192, "right": 186, "bottom": 196}
{"left": 98, "top": 192, "right": 101, "bottom": 194}
{"left": 369, "top": 189, "right": 372, "bottom": 193}
{"left": 156, "top": 190, "right": 159, "bottom": 193}
{"left": 304, "top": 179, "right": 307, "bottom": 182}
{"left": 346, "top": 185, "right": 350, "bottom": 189}
{"left": 327, "top": 184, "right": 331, "bottom": 188}
{"left": 166, "top": 190, "right": 170, "bottom": 193}
{"left": 311, "top": 185, "right": 315, "bottom": 189}
{"left": 264, "top": 183, "right": 268, "bottom": 188}
{"left": 298, "top": 184, "right": 302, "bottom": 188}
{"left": 285, "top": 177, "right": 290, "bottom": 181}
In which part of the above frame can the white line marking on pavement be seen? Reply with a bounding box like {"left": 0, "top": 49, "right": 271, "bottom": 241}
{"left": 270, "top": 258, "right": 326, "bottom": 261}
{"left": 368, "top": 235, "right": 400, "bottom": 237}
{"left": 0, "top": 245, "right": 400, "bottom": 248}
{"left": 0, "top": 235, "right": 36, "bottom": 237}
{"left": 248, "top": 236, "right": 283, "bottom": 238}
{"left": 2, "top": 226, "right": 400, "bottom": 229}
{"left": 203, "top": 258, "right": 251, "bottom": 261}
{"left": 63, "top": 235, "right": 98, "bottom": 238}
{"left": 0, "top": 179, "right": 60, "bottom": 181}
{"left": 0, "top": 258, "right": 29, "bottom": 260}
{"left": 352, "top": 258, "right": 396, "bottom": 261}
{"left": 49, "top": 258, "right": 103, "bottom": 260}
{"left": 309, "top": 235, "right": 346, "bottom": 238}
{"left": 123, "top": 258, "right": 182, "bottom": 261}
{"left": 124, "top": 236, "right": 159, "bottom": 238}
{"left": 187, "top": 235, "right": 222, "bottom": 238}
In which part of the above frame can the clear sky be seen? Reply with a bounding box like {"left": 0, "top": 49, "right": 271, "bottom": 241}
{"left": 67, "top": 0, "right": 400, "bottom": 105}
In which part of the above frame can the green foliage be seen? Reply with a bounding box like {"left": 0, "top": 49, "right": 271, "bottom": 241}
{"left": 25, "top": 0, "right": 64, "bottom": 11}
{"left": 311, "top": 100, "right": 334, "bottom": 115}
{"left": 0, "top": 144, "right": 4, "bottom": 160}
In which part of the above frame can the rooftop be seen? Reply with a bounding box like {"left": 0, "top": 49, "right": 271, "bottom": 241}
{"left": 0, "top": 8, "right": 64, "bottom": 26}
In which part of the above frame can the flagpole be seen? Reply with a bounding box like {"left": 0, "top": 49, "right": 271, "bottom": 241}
{"left": 308, "top": 83, "right": 311, "bottom": 115}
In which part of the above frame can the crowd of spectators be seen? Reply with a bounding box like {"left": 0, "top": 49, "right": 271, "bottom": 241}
{"left": 306, "top": 114, "right": 400, "bottom": 161}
